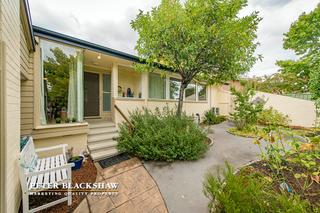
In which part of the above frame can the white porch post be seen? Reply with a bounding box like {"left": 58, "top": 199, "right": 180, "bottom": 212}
{"left": 111, "top": 62, "right": 118, "bottom": 98}
{"left": 111, "top": 62, "right": 118, "bottom": 123}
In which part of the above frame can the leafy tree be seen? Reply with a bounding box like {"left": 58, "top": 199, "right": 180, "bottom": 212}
{"left": 252, "top": 71, "right": 308, "bottom": 94}
{"left": 44, "top": 47, "right": 74, "bottom": 108}
{"left": 131, "top": 0, "right": 261, "bottom": 115}
{"left": 277, "top": 4, "right": 320, "bottom": 126}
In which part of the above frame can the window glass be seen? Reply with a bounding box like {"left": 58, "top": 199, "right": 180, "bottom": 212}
{"left": 197, "top": 84, "right": 207, "bottom": 101}
{"left": 185, "top": 83, "right": 196, "bottom": 101}
{"left": 170, "top": 78, "right": 181, "bottom": 100}
{"left": 118, "top": 66, "right": 142, "bottom": 98}
{"left": 148, "top": 73, "right": 166, "bottom": 99}
{"left": 40, "top": 40, "right": 83, "bottom": 125}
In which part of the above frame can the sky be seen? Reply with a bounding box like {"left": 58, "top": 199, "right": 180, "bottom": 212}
{"left": 29, "top": 0, "right": 319, "bottom": 77}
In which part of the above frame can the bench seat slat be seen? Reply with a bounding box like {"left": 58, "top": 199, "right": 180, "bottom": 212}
{"left": 56, "top": 155, "right": 62, "bottom": 182}
{"left": 37, "top": 158, "right": 46, "bottom": 185}
{"left": 60, "top": 155, "right": 68, "bottom": 180}
{"left": 50, "top": 156, "right": 56, "bottom": 183}
{"left": 43, "top": 157, "right": 51, "bottom": 184}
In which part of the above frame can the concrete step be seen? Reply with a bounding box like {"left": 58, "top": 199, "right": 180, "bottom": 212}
{"left": 89, "top": 127, "right": 118, "bottom": 135}
{"left": 88, "top": 140, "right": 118, "bottom": 151}
{"left": 91, "top": 148, "right": 119, "bottom": 161}
{"left": 89, "top": 122, "right": 116, "bottom": 129}
{"left": 88, "top": 132, "right": 119, "bottom": 143}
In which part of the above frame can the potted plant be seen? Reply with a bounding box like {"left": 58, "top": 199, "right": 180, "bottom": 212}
{"left": 72, "top": 117, "right": 77, "bottom": 123}
{"left": 67, "top": 147, "right": 84, "bottom": 170}
{"left": 68, "top": 156, "right": 84, "bottom": 170}
{"left": 55, "top": 117, "right": 61, "bottom": 124}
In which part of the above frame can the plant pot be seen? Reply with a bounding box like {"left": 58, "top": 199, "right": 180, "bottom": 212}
{"left": 68, "top": 156, "right": 84, "bottom": 170}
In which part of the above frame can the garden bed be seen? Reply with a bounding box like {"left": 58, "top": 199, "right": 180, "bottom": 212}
{"left": 28, "top": 157, "right": 97, "bottom": 213}
{"left": 204, "top": 127, "right": 319, "bottom": 212}
{"left": 242, "top": 160, "right": 320, "bottom": 207}
{"left": 227, "top": 126, "right": 264, "bottom": 138}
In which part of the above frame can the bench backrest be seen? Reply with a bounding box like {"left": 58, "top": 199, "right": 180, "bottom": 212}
{"left": 19, "top": 136, "right": 38, "bottom": 172}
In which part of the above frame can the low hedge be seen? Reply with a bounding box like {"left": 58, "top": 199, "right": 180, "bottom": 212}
{"left": 117, "top": 107, "right": 208, "bottom": 161}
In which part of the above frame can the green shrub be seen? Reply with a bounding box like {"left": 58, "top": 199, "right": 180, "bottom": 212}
{"left": 230, "top": 85, "right": 264, "bottom": 130}
{"left": 203, "top": 163, "right": 314, "bottom": 213}
{"left": 117, "top": 107, "right": 208, "bottom": 161}
{"left": 258, "top": 107, "right": 291, "bottom": 126}
{"left": 203, "top": 110, "right": 226, "bottom": 125}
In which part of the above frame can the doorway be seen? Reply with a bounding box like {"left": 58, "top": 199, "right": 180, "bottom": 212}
{"left": 84, "top": 72, "right": 100, "bottom": 117}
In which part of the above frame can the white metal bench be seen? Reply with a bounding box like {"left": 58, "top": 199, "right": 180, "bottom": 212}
{"left": 19, "top": 137, "right": 74, "bottom": 213}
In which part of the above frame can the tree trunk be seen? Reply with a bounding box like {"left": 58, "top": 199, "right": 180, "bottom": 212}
{"left": 177, "top": 82, "right": 187, "bottom": 117}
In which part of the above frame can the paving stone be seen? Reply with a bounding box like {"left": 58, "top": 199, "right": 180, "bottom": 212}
{"left": 101, "top": 158, "right": 141, "bottom": 179}
{"left": 152, "top": 204, "right": 168, "bottom": 213}
{"left": 73, "top": 198, "right": 90, "bottom": 213}
{"left": 89, "top": 197, "right": 114, "bottom": 213}
{"left": 109, "top": 201, "right": 138, "bottom": 213}
{"left": 131, "top": 187, "right": 160, "bottom": 206}
{"left": 109, "top": 166, "right": 156, "bottom": 207}
{"left": 85, "top": 158, "right": 167, "bottom": 213}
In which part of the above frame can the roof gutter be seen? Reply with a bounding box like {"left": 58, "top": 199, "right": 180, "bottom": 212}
{"left": 22, "top": 0, "right": 35, "bottom": 51}
{"left": 33, "top": 26, "right": 143, "bottom": 63}
{"left": 32, "top": 26, "right": 172, "bottom": 71}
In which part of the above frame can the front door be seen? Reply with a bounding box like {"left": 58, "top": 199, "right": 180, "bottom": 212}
{"left": 84, "top": 72, "right": 100, "bottom": 117}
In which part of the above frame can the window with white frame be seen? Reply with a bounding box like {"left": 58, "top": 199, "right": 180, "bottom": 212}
{"left": 197, "top": 84, "right": 207, "bottom": 101}
{"left": 169, "top": 77, "right": 181, "bottom": 100}
{"left": 40, "top": 39, "right": 84, "bottom": 125}
{"left": 185, "top": 82, "right": 196, "bottom": 101}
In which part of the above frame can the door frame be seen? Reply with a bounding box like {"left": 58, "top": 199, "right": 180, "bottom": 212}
{"left": 84, "top": 71, "right": 101, "bottom": 119}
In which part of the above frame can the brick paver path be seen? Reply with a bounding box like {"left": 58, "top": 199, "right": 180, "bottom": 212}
{"left": 74, "top": 158, "right": 168, "bottom": 213}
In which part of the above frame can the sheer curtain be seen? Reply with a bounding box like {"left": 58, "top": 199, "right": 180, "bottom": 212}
{"left": 76, "top": 51, "right": 84, "bottom": 122}
{"left": 149, "top": 73, "right": 166, "bottom": 99}
{"left": 40, "top": 49, "right": 47, "bottom": 125}
{"left": 67, "top": 50, "right": 83, "bottom": 122}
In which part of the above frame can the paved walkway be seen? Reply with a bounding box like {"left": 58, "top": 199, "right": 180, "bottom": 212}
{"left": 144, "top": 122, "right": 262, "bottom": 213}
{"left": 74, "top": 158, "right": 168, "bottom": 213}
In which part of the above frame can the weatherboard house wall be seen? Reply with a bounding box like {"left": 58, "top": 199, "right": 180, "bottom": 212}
{"left": 1, "top": 0, "right": 23, "bottom": 212}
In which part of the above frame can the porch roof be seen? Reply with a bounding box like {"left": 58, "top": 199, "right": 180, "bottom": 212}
{"left": 33, "top": 26, "right": 170, "bottom": 71}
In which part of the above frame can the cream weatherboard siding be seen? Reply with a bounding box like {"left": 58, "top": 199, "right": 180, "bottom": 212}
{"left": 0, "top": 0, "right": 22, "bottom": 212}
{"left": 20, "top": 16, "right": 34, "bottom": 136}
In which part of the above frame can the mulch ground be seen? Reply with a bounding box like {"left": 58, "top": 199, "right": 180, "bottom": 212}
{"left": 243, "top": 160, "right": 320, "bottom": 208}
{"left": 27, "top": 157, "right": 97, "bottom": 212}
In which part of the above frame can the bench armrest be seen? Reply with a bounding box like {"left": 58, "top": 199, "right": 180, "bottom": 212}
{"left": 35, "top": 144, "right": 68, "bottom": 154}
{"left": 25, "top": 163, "right": 75, "bottom": 178}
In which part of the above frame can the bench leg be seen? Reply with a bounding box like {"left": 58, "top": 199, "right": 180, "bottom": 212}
{"left": 67, "top": 167, "right": 72, "bottom": 206}
{"left": 22, "top": 191, "right": 29, "bottom": 213}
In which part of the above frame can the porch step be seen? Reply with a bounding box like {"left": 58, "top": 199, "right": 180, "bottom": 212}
{"left": 89, "top": 126, "right": 118, "bottom": 135}
{"left": 88, "top": 140, "right": 118, "bottom": 151}
{"left": 87, "top": 120, "right": 120, "bottom": 161}
{"left": 88, "top": 132, "right": 119, "bottom": 143}
{"left": 90, "top": 148, "right": 119, "bottom": 161}
{"left": 88, "top": 122, "right": 116, "bottom": 129}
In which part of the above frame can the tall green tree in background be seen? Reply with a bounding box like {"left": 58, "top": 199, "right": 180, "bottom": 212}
{"left": 131, "top": 0, "right": 261, "bottom": 116}
{"left": 277, "top": 4, "right": 320, "bottom": 126}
